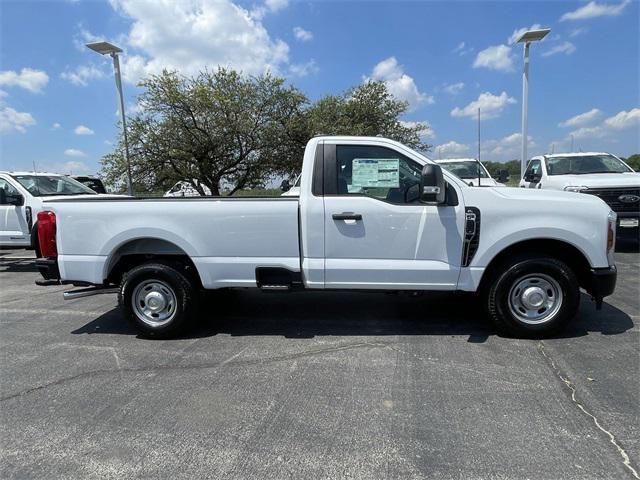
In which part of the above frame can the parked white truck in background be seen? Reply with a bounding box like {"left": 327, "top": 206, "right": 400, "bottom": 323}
{"left": 436, "top": 158, "right": 507, "bottom": 187}
{"left": 35, "top": 137, "right": 617, "bottom": 339}
{"left": 0, "top": 172, "right": 100, "bottom": 253}
{"left": 520, "top": 152, "right": 640, "bottom": 235}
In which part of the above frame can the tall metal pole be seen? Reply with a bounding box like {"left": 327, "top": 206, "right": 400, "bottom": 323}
{"left": 520, "top": 42, "right": 530, "bottom": 178}
{"left": 111, "top": 53, "right": 133, "bottom": 196}
{"left": 477, "top": 107, "right": 481, "bottom": 187}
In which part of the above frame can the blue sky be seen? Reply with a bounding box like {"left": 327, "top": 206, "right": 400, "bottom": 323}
{"left": 1, "top": 0, "right": 638, "bottom": 175}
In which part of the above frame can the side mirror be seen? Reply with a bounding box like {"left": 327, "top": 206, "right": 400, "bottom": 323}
{"left": 498, "top": 169, "right": 510, "bottom": 183}
{"left": 280, "top": 179, "right": 291, "bottom": 192}
{"left": 524, "top": 172, "right": 541, "bottom": 183}
{"left": 10, "top": 194, "right": 24, "bottom": 206}
{"left": 420, "top": 164, "right": 446, "bottom": 204}
{"left": 0, "top": 188, "right": 5, "bottom": 205}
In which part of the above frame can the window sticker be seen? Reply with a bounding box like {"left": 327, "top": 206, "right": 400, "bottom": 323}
{"left": 352, "top": 158, "right": 400, "bottom": 188}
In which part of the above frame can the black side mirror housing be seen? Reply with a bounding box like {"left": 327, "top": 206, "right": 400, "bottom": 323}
{"left": 524, "top": 173, "right": 541, "bottom": 183}
{"left": 420, "top": 164, "right": 446, "bottom": 204}
{"left": 498, "top": 169, "right": 510, "bottom": 183}
{"left": 9, "top": 193, "right": 24, "bottom": 206}
{"left": 280, "top": 179, "right": 291, "bottom": 192}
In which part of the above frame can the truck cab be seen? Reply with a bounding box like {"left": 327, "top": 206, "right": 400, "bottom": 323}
{"left": 436, "top": 158, "right": 507, "bottom": 187}
{"left": 519, "top": 153, "right": 640, "bottom": 233}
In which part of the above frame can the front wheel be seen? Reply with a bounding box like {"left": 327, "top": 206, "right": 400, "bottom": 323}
{"left": 119, "top": 262, "right": 198, "bottom": 338}
{"left": 485, "top": 255, "right": 580, "bottom": 338}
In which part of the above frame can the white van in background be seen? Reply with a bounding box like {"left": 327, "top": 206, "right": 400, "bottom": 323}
{"left": 436, "top": 158, "right": 507, "bottom": 187}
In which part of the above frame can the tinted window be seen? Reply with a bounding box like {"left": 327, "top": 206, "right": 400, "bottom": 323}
{"left": 545, "top": 155, "right": 632, "bottom": 175}
{"left": 11, "top": 175, "right": 96, "bottom": 196}
{"left": 440, "top": 161, "right": 489, "bottom": 179}
{"left": 525, "top": 160, "right": 542, "bottom": 177}
{"left": 0, "top": 178, "right": 20, "bottom": 204}
{"left": 336, "top": 145, "right": 422, "bottom": 204}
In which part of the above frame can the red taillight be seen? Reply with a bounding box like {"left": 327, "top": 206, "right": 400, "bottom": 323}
{"left": 37, "top": 211, "right": 57, "bottom": 258}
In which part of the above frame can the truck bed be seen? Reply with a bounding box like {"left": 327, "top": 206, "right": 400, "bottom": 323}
{"left": 43, "top": 196, "right": 301, "bottom": 288}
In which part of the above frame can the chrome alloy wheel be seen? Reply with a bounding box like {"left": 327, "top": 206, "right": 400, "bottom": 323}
{"left": 132, "top": 279, "right": 177, "bottom": 327}
{"left": 508, "top": 274, "right": 563, "bottom": 325}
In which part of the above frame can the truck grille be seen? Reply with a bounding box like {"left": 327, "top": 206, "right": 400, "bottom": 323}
{"left": 583, "top": 187, "right": 640, "bottom": 213}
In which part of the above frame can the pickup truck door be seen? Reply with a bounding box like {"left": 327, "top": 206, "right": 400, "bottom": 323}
{"left": 321, "top": 143, "right": 464, "bottom": 290}
{"left": 521, "top": 159, "right": 543, "bottom": 189}
{"left": 0, "top": 176, "right": 30, "bottom": 246}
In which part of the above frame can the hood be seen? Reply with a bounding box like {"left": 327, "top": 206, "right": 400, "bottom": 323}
{"left": 551, "top": 172, "right": 640, "bottom": 189}
{"left": 464, "top": 177, "right": 502, "bottom": 187}
{"left": 478, "top": 185, "right": 611, "bottom": 211}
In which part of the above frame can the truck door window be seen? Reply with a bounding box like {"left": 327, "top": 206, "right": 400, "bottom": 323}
{"left": 336, "top": 145, "right": 422, "bottom": 204}
{"left": 524, "top": 160, "right": 542, "bottom": 180}
{"left": 0, "top": 178, "right": 20, "bottom": 204}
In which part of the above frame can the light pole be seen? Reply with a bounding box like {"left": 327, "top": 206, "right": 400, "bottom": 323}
{"left": 516, "top": 28, "right": 550, "bottom": 178}
{"left": 86, "top": 41, "right": 133, "bottom": 196}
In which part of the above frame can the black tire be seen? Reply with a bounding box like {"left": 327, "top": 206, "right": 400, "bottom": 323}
{"left": 118, "top": 261, "right": 198, "bottom": 339}
{"left": 484, "top": 254, "right": 580, "bottom": 338}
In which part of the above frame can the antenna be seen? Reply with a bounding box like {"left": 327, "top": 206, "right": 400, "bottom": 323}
{"left": 477, "top": 108, "right": 481, "bottom": 187}
{"left": 32, "top": 161, "right": 37, "bottom": 173}
{"left": 570, "top": 134, "right": 574, "bottom": 152}
{"left": 551, "top": 143, "right": 555, "bottom": 154}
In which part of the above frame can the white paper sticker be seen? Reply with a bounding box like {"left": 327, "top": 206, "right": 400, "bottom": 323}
{"left": 352, "top": 158, "right": 400, "bottom": 188}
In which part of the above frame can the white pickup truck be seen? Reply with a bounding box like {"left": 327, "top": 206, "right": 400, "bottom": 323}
{"left": 520, "top": 152, "right": 639, "bottom": 234}
{"left": 0, "top": 172, "right": 100, "bottom": 253}
{"left": 35, "top": 136, "right": 617, "bottom": 339}
{"left": 435, "top": 158, "right": 507, "bottom": 187}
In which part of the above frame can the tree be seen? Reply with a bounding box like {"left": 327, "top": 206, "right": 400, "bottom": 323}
{"left": 306, "top": 81, "right": 431, "bottom": 151}
{"left": 101, "top": 70, "right": 432, "bottom": 195}
{"left": 622, "top": 154, "right": 640, "bottom": 172}
{"left": 102, "top": 68, "right": 308, "bottom": 195}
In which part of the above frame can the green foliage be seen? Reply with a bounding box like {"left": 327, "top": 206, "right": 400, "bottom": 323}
{"left": 622, "top": 154, "right": 640, "bottom": 172}
{"left": 101, "top": 69, "right": 432, "bottom": 195}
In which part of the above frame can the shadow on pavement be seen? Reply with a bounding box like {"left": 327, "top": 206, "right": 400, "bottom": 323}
{"left": 0, "top": 259, "right": 38, "bottom": 273}
{"left": 72, "top": 290, "right": 634, "bottom": 342}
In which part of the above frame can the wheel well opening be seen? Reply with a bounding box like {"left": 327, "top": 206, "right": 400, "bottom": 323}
{"left": 479, "top": 239, "right": 592, "bottom": 293}
{"left": 105, "top": 238, "right": 202, "bottom": 288}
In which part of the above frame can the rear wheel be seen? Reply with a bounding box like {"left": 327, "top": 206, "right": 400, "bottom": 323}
{"left": 484, "top": 254, "right": 580, "bottom": 338}
{"left": 119, "top": 262, "right": 198, "bottom": 338}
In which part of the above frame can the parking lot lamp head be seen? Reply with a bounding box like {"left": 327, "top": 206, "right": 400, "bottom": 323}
{"left": 517, "top": 28, "right": 551, "bottom": 179}
{"left": 85, "top": 42, "right": 133, "bottom": 196}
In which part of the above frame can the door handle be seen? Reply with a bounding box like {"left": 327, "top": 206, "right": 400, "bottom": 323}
{"left": 332, "top": 212, "right": 362, "bottom": 221}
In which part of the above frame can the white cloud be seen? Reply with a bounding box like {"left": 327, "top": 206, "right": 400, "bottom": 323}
{"left": 435, "top": 141, "right": 470, "bottom": 157}
{"left": 0, "top": 68, "right": 49, "bottom": 93}
{"left": 0, "top": 89, "right": 7, "bottom": 99}
{"left": 560, "top": 0, "right": 630, "bottom": 21}
{"left": 109, "top": 0, "right": 290, "bottom": 83}
{"left": 484, "top": 132, "right": 535, "bottom": 159}
{"left": 74, "top": 125, "right": 95, "bottom": 135}
{"left": 289, "top": 60, "right": 318, "bottom": 77}
{"left": 569, "top": 108, "right": 640, "bottom": 140}
{"left": 603, "top": 108, "right": 640, "bottom": 130}
{"left": 293, "top": 26, "right": 313, "bottom": 42}
{"left": 569, "top": 27, "right": 589, "bottom": 37}
{"left": 0, "top": 106, "right": 36, "bottom": 133}
{"left": 559, "top": 108, "right": 602, "bottom": 128}
{"left": 542, "top": 41, "right": 576, "bottom": 57}
{"left": 452, "top": 42, "right": 473, "bottom": 56}
{"left": 443, "top": 82, "right": 465, "bottom": 95}
{"left": 265, "top": 0, "right": 288, "bottom": 12}
{"left": 61, "top": 64, "right": 106, "bottom": 86}
{"left": 367, "top": 57, "right": 433, "bottom": 111}
{"left": 64, "top": 148, "right": 87, "bottom": 157}
{"left": 48, "top": 160, "right": 91, "bottom": 175}
{"left": 508, "top": 24, "right": 542, "bottom": 45}
{"left": 51, "top": 122, "right": 62, "bottom": 130}
{"left": 400, "top": 121, "right": 436, "bottom": 141}
{"left": 473, "top": 45, "right": 515, "bottom": 72}
{"left": 451, "top": 91, "right": 516, "bottom": 120}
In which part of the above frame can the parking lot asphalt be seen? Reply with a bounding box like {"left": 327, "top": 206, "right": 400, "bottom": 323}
{"left": 0, "top": 245, "right": 638, "bottom": 480}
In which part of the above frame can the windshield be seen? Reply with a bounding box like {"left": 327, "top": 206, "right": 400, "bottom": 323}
{"left": 439, "top": 161, "right": 489, "bottom": 179}
{"left": 11, "top": 175, "right": 97, "bottom": 196}
{"left": 545, "top": 155, "right": 633, "bottom": 175}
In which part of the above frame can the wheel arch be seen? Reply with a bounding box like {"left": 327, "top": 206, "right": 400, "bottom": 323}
{"left": 104, "top": 237, "right": 203, "bottom": 288}
{"left": 478, "top": 238, "right": 592, "bottom": 293}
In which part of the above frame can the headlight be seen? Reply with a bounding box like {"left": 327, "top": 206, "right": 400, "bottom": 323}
{"left": 564, "top": 185, "right": 588, "bottom": 193}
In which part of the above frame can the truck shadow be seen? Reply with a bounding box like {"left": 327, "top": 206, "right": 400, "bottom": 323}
{"left": 0, "top": 259, "right": 38, "bottom": 273}
{"left": 72, "top": 290, "right": 634, "bottom": 342}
